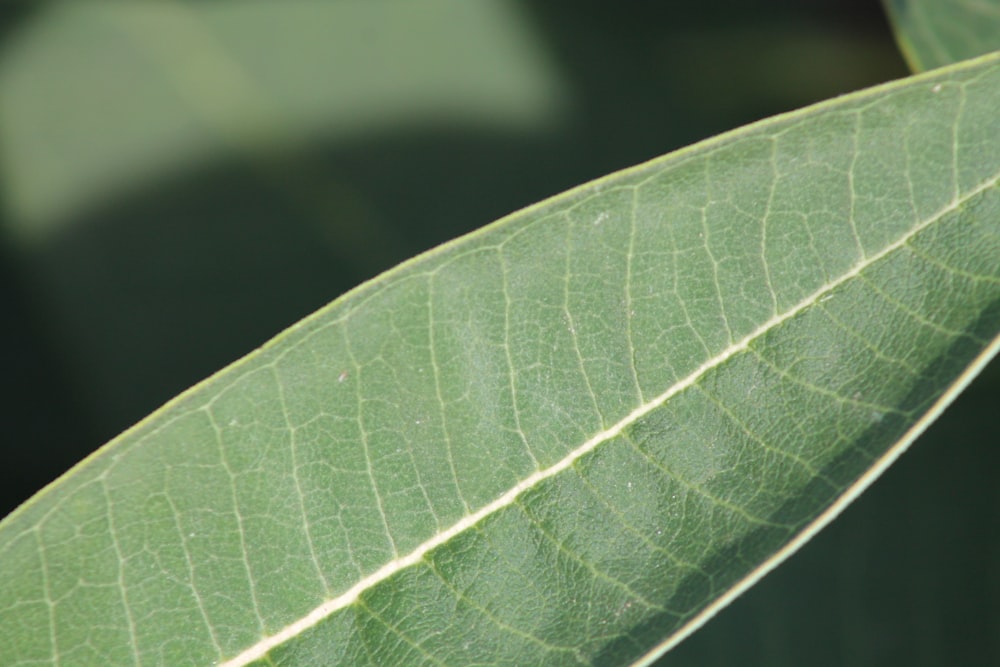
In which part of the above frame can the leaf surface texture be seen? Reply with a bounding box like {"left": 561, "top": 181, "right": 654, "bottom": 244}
{"left": 1, "top": 53, "right": 999, "bottom": 667}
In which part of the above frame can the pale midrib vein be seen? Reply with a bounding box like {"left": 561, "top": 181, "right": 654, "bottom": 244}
{"left": 219, "top": 174, "right": 997, "bottom": 667}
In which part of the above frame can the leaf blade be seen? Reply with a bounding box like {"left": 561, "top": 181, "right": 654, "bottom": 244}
{"left": 2, "top": 52, "right": 999, "bottom": 667}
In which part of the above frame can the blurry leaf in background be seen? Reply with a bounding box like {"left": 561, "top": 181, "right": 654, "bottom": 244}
{"left": 884, "top": 0, "right": 1000, "bottom": 72}
{"left": 0, "top": 0, "right": 567, "bottom": 246}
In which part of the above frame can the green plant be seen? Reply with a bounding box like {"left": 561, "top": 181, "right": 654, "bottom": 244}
{"left": 1, "top": 2, "right": 997, "bottom": 665}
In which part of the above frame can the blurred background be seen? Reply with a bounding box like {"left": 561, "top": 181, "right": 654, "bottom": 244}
{"left": 0, "top": 1, "right": 995, "bottom": 665}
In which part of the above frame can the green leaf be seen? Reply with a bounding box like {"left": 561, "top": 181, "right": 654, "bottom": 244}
{"left": 664, "top": 366, "right": 1000, "bottom": 665}
{"left": 2, "top": 49, "right": 999, "bottom": 667}
{"left": 885, "top": 0, "right": 1000, "bottom": 71}
{"left": 0, "top": 0, "right": 564, "bottom": 247}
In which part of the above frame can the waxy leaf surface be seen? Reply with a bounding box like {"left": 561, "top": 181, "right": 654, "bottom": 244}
{"left": 1, "top": 53, "right": 999, "bottom": 667}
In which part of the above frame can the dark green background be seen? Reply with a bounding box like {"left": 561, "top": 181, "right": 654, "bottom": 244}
{"left": 1, "top": 1, "right": 995, "bottom": 665}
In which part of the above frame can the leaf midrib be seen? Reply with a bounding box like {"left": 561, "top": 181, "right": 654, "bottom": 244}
{"left": 218, "top": 168, "right": 999, "bottom": 666}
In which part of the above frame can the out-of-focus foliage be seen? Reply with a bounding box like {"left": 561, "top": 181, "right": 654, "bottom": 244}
{"left": 884, "top": 0, "right": 1000, "bottom": 71}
